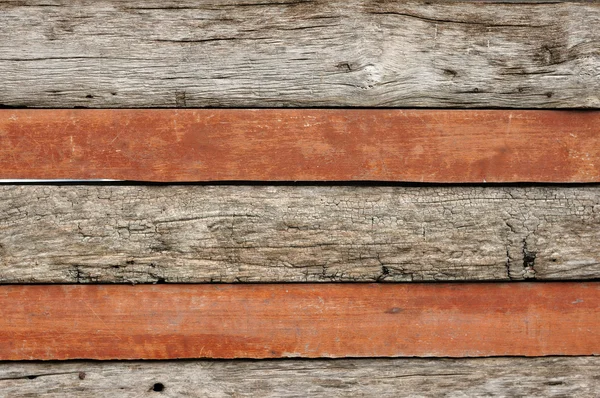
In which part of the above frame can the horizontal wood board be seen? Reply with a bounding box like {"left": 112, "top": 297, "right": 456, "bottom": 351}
{"left": 1, "top": 283, "right": 599, "bottom": 359}
{"left": 1, "top": 357, "right": 600, "bottom": 397}
{"left": 1, "top": 185, "right": 599, "bottom": 283}
{"left": 1, "top": 1, "right": 599, "bottom": 108}
{"left": 1, "top": 109, "right": 599, "bottom": 182}
{"left": 0, "top": 185, "right": 600, "bottom": 283}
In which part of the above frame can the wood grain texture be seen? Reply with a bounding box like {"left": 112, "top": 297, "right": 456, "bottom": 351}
{"left": 1, "top": 283, "right": 599, "bottom": 359}
{"left": 1, "top": 357, "right": 599, "bottom": 397}
{"left": 2, "top": 185, "right": 599, "bottom": 283}
{"left": 1, "top": 109, "right": 599, "bottom": 182}
{"left": 1, "top": 0, "right": 599, "bottom": 108}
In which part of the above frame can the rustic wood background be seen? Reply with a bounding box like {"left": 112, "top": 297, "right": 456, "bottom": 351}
{"left": 1, "top": 0, "right": 599, "bottom": 395}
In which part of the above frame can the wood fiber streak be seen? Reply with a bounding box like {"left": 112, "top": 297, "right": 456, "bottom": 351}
{"left": 0, "top": 283, "right": 598, "bottom": 359}
{"left": 1, "top": 185, "right": 599, "bottom": 283}
{"left": 1, "top": 109, "right": 599, "bottom": 182}
{"left": 1, "top": 357, "right": 599, "bottom": 397}
{"left": 0, "top": 1, "right": 599, "bottom": 108}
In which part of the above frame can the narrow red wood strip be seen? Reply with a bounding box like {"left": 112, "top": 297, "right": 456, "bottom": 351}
{"left": 1, "top": 283, "right": 598, "bottom": 360}
{"left": 0, "top": 110, "right": 598, "bottom": 182}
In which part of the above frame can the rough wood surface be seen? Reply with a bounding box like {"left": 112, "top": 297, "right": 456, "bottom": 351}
{"left": 2, "top": 109, "right": 600, "bottom": 182}
{"left": 1, "top": 1, "right": 599, "bottom": 108}
{"left": 1, "top": 357, "right": 599, "bottom": 397}
{"left": 2, "top": 283, "right": 599, "bottom": 359}
{"left": 1, "top": 185, "right": 599, "bottom": 283}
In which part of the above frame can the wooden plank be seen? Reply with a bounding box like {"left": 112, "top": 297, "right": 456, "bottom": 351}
{"left": 1, "top": 109, "right": 599, "bottom": 182}
{"left": 1, "top": 357, "right": 599, "bottom": 397}
{"left": 1, "top": 283, "right": 598, "bottom": 359}
{"left": 2, "top": 185, "right": 599, "bottom": 283}
{"left": 1, "top": 1, "right": 599, "bottom": 108}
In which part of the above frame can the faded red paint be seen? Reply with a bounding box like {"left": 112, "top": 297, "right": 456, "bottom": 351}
{"left": 0, "top": 283, "right": 598, "bottom": 359}
{"left": 0, "top": 109, "right": 598, "bottom": 182}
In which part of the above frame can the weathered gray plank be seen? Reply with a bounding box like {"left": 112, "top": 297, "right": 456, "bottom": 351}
{"left": 0, "top": 185, "right": 598, "bottom": 283}
{"left": 1, "top": 0, "right": 599, "bottom": 108}
{"left": 1, "top": 357, "right": 599, "bottom": 397}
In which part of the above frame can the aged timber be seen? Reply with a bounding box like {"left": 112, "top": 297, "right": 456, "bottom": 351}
{"left": 0, "top": 1, "right": 599, "bottom": 108}
{"left": 1, "top": 110, "right": 599, "bottom": 182}
{"left": 1, "top": 185, "right": 599, "bottom": 283}
{"left": 1, "top": 357, "right": 599, "bottom": 397}
{"left": 2, "top": 283, "right": 599, "bottom": 359}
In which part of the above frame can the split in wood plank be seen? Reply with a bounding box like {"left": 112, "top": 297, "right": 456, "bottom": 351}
{"left": 1, "top": 283, "right": 598, "bottom": 360}
{"left": 1, "top": 357, "right": 599, "bottom": 397}
{"left": 1, "top": 1, "right": 599, "bottom": 108}
{"left": 1, "top": 185, "right": 599, "bottom": 283}
{"left": 1, "top": 110, "right": 599, "bottom": 182}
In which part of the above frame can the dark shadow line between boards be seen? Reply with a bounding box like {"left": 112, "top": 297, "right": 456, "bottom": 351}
{"left": 2, "top": 278, "right": 600, "bottom": 285}
{"left": 0, "top": 354, "right": 597, "bottom": 366}
{"left": 1, "top": 105, "right": 600, "bottom": 112}
{"left": 0, "top": 180, "right": 599, "bottom": 187}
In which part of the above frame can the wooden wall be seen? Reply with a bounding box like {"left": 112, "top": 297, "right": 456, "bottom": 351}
{"left": 1, "top": 0, "right": 599, "bottom": 396}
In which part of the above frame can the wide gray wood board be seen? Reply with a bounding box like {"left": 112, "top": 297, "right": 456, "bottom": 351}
{"left": 1, "top": 0, "right": 599, "bottom": 108}
{"left": 0, "top": 185, "right": 598, "bottom": 283}
{"left": 1, "top": 357, "right": 599, "bottom": 397}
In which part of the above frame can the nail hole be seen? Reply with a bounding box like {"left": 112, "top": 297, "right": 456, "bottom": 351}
{"left": 153, "top": 383, "right": 165, "bottom": 392}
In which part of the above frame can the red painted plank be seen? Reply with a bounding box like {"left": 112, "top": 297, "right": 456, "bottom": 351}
{"left": 1, "top": 283, "right": 598, "bottom": 360}
{"left": 0, "top": 110, "right": 598, "bottom": 182}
